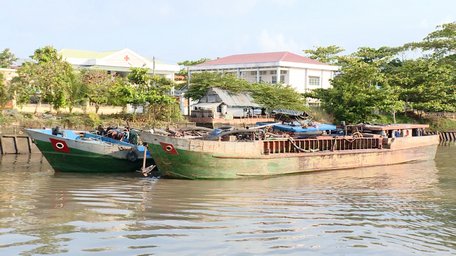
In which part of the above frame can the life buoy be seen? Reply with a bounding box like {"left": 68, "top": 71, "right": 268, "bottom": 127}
{"left": 126, "top": 151, "right": 138, "bottom": 162}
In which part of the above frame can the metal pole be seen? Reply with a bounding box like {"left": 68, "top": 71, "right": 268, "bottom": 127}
{"left": 141, "top": 145, "right": 147, "bottom": 175}
{"left": 187, "top": 67, "right": 191, "bottom": 116}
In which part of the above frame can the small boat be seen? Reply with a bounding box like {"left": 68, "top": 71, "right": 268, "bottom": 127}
{"left": 138, "top": 123, "right": 439, "bottom": 179}
{"left": 26, "top": 127, "right": 154, "bottom": 173}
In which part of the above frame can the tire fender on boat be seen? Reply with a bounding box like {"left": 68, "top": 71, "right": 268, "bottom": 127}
{"left": 127, "top": 151, "right": 138, "bottom": 162}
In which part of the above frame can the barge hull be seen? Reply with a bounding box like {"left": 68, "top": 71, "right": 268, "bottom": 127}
{"left": 145, "top": 134, "right": 439, "bottom": 179}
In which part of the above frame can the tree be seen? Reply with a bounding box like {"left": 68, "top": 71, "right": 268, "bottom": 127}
{"left": 0, "top": 48, "right": 17, "bottom": 68}
{"left": 0, "top": 73, "right": 10, "bottom": 109}
{"left": 81, "top": 69, "right": 114, "bottom": 113}
{"left": 177, "top": 58, "right": 210, "bottom": 76}
{"left": 9, "top": 63, "right": 37, "bottom": 108}
{"left": 405, "top": 22, "right": 456, "bottom": 62}
{"left": 145, "top": 75, "right": 179, "bottom": 125}
{"left": 8, "top": 46, "right": 74, "bottom": 112}
{"left": 186, "top": 72, "right": 306, "bottom": 112}
{"left": 249, "top": 83, "right": 307, "bottom": 112}
{"left": 311, "top": 55, "right": 389, "bottom": 123}
{"left": 108, "top": 77, "right": 134, "bottom": 113}
{"left": 31, "top": 46, "right": 61, "bottom": 63}
{"left": 127, "top": 67, "right": 151, "bottom": 114}
{"left": 66, "top": 72, "right": 87, "bottom": 113}
{"left": 353, "top": 46, "right": 402, "bottom": 64}
{"left": 29, "top": 46, "right": 74, "bottom": 112}
{"left": 127, "top": 67, "right": 179, "bottom": 124}
{"left": 185, "top": 72, "right": 248, "bottom": 100}
{"left": 303, "top": 45, "right": 344, "bottom": 64}
{"left": 389, "top": 58, "right": 455, "bottom": 112}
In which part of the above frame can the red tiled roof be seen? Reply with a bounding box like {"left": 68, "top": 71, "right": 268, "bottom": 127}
{"left": 199, "top": 51, "right": 324, "bottom": 66}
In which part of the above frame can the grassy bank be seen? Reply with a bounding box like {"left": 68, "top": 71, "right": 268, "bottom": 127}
{"left": 0, "top": 111, "right": 184, "bottom": 133}
{"left": 1, "top": 110, "right": 456, "bottom": 134}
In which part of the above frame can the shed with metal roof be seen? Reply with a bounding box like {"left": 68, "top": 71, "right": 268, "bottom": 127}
{"left": 193, "top": 88, "right": 262, "bottom": 118}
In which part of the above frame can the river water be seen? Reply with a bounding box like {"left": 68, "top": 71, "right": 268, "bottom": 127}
{"left": 0, "top": 146, "right": 455, "bottom": 256}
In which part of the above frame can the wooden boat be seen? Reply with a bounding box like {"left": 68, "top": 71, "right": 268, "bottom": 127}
{"left": 26, "top": 127, "right": 154, "bottom": 173}
{"left": 138, "top": 124, "right": 439, "bottom": 179}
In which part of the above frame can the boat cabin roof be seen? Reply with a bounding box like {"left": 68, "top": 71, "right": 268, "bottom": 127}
{"left": 359, "top": 124, "right": 429, "bottom": 131}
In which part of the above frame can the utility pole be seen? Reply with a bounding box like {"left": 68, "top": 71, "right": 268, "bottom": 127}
{"left": 152, "top": 56, "right": 156, "bottom": 88}
{"left": 152, "top": 56, "right": 155, "bottom": 77}
{"left": 187, "top": 67, "right": 191, "bottom": 116}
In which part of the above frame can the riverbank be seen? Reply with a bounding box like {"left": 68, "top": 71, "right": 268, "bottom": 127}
{"left": 1, "top": 109, "right": 456, "bottom": 134}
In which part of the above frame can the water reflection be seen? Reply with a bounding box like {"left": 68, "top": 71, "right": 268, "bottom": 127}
{"left": 0, "top": 148, "right": 455, "bottom": 255}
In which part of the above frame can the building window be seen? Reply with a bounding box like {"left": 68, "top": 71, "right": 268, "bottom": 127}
{"left": 270, "top": 70, "right": 277, "bottom": 75}
{"left": 251, "top": 71, "right": 257, "bottom": 75}
{"left": 280, "top": 70, "right": 288, "bottom": 74}
{"left": 308, "top": 76, "right": 320, "bottom": 86}
{"left": 260, "top": 71, "right": 267, "bottom": 75}
{"left": 271, "top": 76, "right": 277, "bottom": 84}
{"left": 280, "top": 75, "right": 285, "bottom": 83}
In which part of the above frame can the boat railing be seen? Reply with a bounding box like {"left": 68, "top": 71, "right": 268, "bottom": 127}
{"left": 263, "top": 136, "right": 383, "bottom": 154}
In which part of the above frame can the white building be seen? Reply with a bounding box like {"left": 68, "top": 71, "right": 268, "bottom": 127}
{"left": 188, "top": 51, "right": 339, "bottom": 104}
{"left": 59, "top": 48, "right": 179, "bottom": 80}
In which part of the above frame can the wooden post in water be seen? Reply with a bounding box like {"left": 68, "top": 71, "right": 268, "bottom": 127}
{"left": 0, "top": 136, "right": 3, "bottom": 155}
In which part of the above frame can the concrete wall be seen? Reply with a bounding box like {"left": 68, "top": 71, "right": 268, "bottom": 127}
{"left": 16, "top": 104, "right": 124, "bottom": 115}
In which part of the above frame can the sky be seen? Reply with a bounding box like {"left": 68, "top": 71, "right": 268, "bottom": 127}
{"left": 0, "top": 0, "right": 455, "bottom": 64}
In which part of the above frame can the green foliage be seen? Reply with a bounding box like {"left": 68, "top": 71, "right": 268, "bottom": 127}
{"left": 405, "top": 22, "right": 456, "bottom": 61}
{"left": 86, "top": 112, "right": 101, "bottom": 127}
{"left": 311, "top": 54, "right": 398, "bottom": 123}
{"left": 127, "top": 67, "right": 180, "bottom": 123}
{"left": 0, "top": 73, "right": 12, "bottom": 110}
{"left": 186, "top": 72, "right": 306, "bottom": 112}
{"left": 66, "top": 71, "right": 87, "bottom": 113}
{"left": 9, "top": 64, "right": 37, "bottom": 107}
{"left": 178, "top": 58, "right": 211, "bottom": 67}
{"left": 248, "top": 83, "right": 307, "bottom": 112}
{"left": 303, "top": 45, "right": 344, "bottom": 64}
{"left": 177, "top": 58, "right": 210, "bottom": 76}
{"left": 310, "top": 23, "right": 456, "bottom": 124}
{"left": 31, "top": 46, "right": 61, "bottom": 63}
{"left": 108, "top": 77, "right": 134, "bottom": 107}
{"left": 388, "top": 59, "right": 455, "bottom": 112}
{"left": 185, "top": 72, "right": 248, "bottom": 100}
{"left": 10, "top": 46, "right": 75, "bottom": 112}
{"left": 81, "top": 69, "right": 114, "bottom": 113}
{"left": 352, "top": 46, "right": 401, "bottom": 64}
{"left": 306, "top": 106, "right": 335, "bottom": 123}
{"left": 0, "top": 48, "right": 17, "bottom": 68}
{"left": 428, "top": 117, "right": 456, "bottom": 132}
{"left": 0, "top": 73, "right": 10, "bottom": 108}
{"left": 128, "top": 67, "right": 151, "bottom": 106}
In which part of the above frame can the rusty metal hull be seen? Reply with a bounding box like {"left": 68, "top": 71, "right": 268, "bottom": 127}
{"left": 140, "top": 132, "right": 439, "bottom": 179}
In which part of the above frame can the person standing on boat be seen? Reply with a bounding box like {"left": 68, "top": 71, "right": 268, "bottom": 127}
{"left": 122, "top": 128, "right": 130, "bottom": 142}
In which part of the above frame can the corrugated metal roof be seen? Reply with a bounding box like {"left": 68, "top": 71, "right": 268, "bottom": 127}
{"left": 193, "top": 102, "right": 221, "bottom": 109}
{"left": 272, "top": 109, "right": 307, "bottom": 117}
{"left": 198, "top": 51, "right": 324, "bottom": 66}
{"left": 211, "top": 88, "right": 261, "bottom": 108}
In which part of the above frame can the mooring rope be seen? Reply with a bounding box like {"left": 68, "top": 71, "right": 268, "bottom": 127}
{"left": 288, "top": 137, "right": 319, "bottom": 153}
